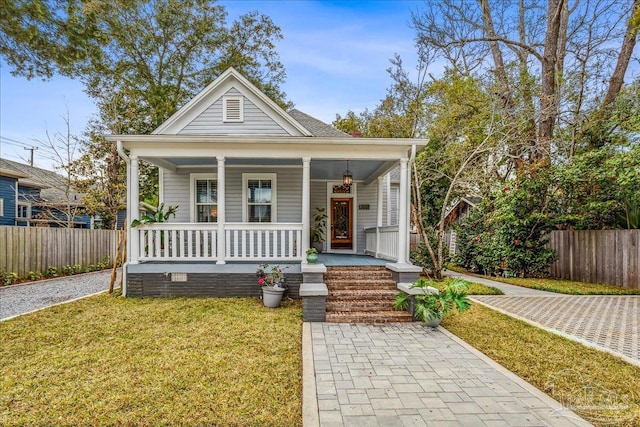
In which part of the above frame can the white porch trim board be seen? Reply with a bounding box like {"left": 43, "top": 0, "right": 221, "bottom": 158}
{"left": 217, "top": 157, "right": 226, "bottom": 264}
{"left": 397, "top": 158, "right": 408, "bottom": 264}
{"left": 130, "top": 155, "right": 140, "bottom": 265}
{"left": 302, "top": 157, "right": 311, "bottom": 263}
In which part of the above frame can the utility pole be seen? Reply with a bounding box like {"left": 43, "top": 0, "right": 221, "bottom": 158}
{"left": 23, "top": 146, "right": 38, "bottom": 167}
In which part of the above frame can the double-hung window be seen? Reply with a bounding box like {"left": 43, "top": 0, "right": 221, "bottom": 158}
{"left": 243, "top": 173, "right": 276, "bottom": 223}
{"left": 191, "top": 174, "right": 217, "bottom": 223}
{"left": 17, "top": 202, "right": 30, "bottom": 219}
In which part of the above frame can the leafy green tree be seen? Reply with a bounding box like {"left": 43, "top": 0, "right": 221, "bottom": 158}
{"left": 556, "top": 144, "right": 640, "bottom": 229}
{"left": 456, "top": 168, "right": 559, "bottom": 277}
{"left": 2, "top": 0, "right": 289, "bottom": 223}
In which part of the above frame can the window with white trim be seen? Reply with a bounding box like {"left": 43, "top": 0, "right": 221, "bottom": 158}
{"left": 223, "top": 95, "right": 243, "bottom": 122}
{"left": 191, "top": 174, "right": 218, "bottom": 223}
{"left": 243, "top": 173, "right": 276, "bottom": 223}
{"left": 0, "top": 198, "right": 3, "bottom": 216}
{"left": 17, "top": 202, "right": 31, "bottom": 219}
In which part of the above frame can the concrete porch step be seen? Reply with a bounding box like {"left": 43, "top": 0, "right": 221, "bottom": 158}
{"left": 326, "top": 310, "right": 413, "bottom": 323}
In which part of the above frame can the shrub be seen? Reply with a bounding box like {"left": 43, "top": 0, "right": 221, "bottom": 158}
{"left": 46, "top": 266, "right": 59, "bottom": 277}
{"left": 27, "top": 271, "right": 42, "bottom": 280}
{"left": 1, "top": 270, "right": 19, "bottom": 286}
{"left": 455, "top": 169, "right": 558, "bottom": 277}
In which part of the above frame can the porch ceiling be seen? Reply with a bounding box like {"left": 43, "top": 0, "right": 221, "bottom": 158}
{"left": 153, "top": 158, "right": 395, "bottom": 181}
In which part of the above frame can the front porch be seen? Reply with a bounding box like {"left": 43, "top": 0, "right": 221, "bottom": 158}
{"left": 131, "top": 223, "right": 403, "bottom": 264}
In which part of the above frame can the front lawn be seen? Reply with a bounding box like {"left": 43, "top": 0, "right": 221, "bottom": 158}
{"left": 432, "top": 277, "right": 503, "bottom": 295}
{"left": 488, "top": 276, "right": 640, "bottom": 295}
{"left": 443, "top": 305, "right": 640, "bottom": 426}
{"left": 447, "top": 266, "right": 640, "bottom": 294}
{"left": 0, "top": 296, "right": 303, "bottom": 426}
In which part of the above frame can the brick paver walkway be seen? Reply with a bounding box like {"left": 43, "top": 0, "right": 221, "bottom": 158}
{"left": 473, "top": 295, "right": 640, "bottom": 365}
{"left": 307, "top": 323, "right": 589, "bottom": 426}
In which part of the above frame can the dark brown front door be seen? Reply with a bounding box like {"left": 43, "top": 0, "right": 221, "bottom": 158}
{"left": 331, "top": 198, "right": 353, "bottom": 250}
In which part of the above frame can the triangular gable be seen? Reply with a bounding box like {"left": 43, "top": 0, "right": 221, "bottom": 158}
{"left": 153, "top": 67, "right": 312, "bottom": 136}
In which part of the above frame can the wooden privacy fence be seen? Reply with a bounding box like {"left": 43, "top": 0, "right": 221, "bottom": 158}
{"left": 549, "top": 230, "right": 639, "bottom": 289}
{"left": 0, "top": 226, "right": 122, "bottom": 277}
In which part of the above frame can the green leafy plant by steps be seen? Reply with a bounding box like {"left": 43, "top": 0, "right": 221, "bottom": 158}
{"left": 395, "top": 278, "right": 472, "bottom": 324}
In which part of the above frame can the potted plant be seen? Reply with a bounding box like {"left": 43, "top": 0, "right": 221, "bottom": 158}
{"left": 306, "top": 247, "right": 318, "bottom": 264}
{"left": 256, "top": 263, "right": 288, "bottom": 308}
{"left": 394, "top": 278, "right": 471, "bottom": 327}
{"left": 310, "top": 207, "right": 328, "bottom": 252}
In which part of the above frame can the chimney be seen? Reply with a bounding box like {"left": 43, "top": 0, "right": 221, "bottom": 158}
{"left": 349, "top": 131, "right": 362, "bottom": 137}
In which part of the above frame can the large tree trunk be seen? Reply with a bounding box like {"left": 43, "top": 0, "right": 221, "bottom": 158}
{"left": 479, "top": 0, "right": 512, "bottom": 108}
{"left": 538, "top": 0, "right": 565, "bottom": 162}
{"left": 602, "top": 0, "right": 640, "bottom": 109}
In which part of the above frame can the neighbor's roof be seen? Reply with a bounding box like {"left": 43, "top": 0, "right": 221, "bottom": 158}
{"left": 288, "top": 109, "right": 351, "bottom": 138}
{"left": 0, "top": 158, "right": 84, "bottom": 204}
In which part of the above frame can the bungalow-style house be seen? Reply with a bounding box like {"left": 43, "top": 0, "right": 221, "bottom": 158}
{"left": 0, "top": 158, "right": 93, "bottom": 228}
{"left": 108, "top": 68, "right": 427, "bottom": 322}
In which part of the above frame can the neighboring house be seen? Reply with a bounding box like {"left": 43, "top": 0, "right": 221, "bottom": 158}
{"left": 443, "top": 197, "right": 479, "bottom": 255}
{"left": 0, "top": 167, "right": 26, "bottom": 226}
{"left": 0, "top": 158, "right": 92, "bottom": 228}
{"left": 107, "top": 67, "right": 427, "bottom": 298}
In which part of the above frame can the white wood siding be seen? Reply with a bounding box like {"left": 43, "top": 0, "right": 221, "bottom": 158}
{"left": 390, "top": 184, "right": 399, "bottom": 225}
{"left": 310, "top": 180, "right": 327, "bottom": 251}
{"left": 163, "top": 167, "right": 302, "bottom": 223}
{"left": 162, "top": 171, "right": 191, "bottom": 222}
{"left": 179, "top": 88, "right": 290, "bottom": 135}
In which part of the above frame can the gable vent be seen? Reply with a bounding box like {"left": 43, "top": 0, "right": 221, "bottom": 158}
{"left": 223, "top": 96, "right": 243, "bottom": 122}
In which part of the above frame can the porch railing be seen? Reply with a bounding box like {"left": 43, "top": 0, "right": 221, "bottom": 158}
{"left": 226, "top": 223, "right": 302, "bottom": 261}
{"left": 134, "top": 222, "right": 303, "bottom": 262}
{"left": 365, "top": 225, "right": 399, "bottom": 261}
{"left": 136, "top": 223, "right": 218, "bottom": 261}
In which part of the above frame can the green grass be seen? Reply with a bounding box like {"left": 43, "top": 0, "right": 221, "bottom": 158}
{"left": 447, "top": 266, "right": 640, "bottom": 294}
{"left": 488, "top": 276, "right": 640, "bottom": 295}
{"left": 0, "top": 295, "right": 303, "bottom": 426}
{"left": 427, "top": 276, "right": 504, "bottom": 295}
{"left": 443, "top": 305, "right": 640, "bottom": 426}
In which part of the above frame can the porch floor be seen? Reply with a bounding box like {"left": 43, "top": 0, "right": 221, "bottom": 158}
{"left": 127, "top": 254, "right": 389, "bottom": 273}
{"left": 317, "top": 253, "right": 389, "bottom": 266}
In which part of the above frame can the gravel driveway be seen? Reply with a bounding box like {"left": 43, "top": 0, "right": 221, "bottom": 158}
{"left": 0, "top": 270, "right": 120, "bottom": 321}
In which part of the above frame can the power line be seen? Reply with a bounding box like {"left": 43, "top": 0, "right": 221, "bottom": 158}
{"left": 0, "top": 136, "right": 32, "bottom": 146}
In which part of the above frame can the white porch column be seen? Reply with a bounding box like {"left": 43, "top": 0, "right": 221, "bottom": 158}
{"left": 398, "top": 157, "right": 409, "bottom": 264}
{"left": 129, "top": 155, "right": 140, "bottom": 264}
{"left": 385, "top": 173, "right": 392, "bottom": 226}
{"left": 217, "top": 157, "right": 226, "bottom": 264}
{"left": 376, "top": 176, "right": 383, "bottom": 257}
{"left": 301, "top": 157, "right": 311, "bottom": 262}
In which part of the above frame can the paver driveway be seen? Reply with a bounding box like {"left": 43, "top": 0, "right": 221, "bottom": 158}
{"left": 446, "top": 271, "right": 640, "bottom": 366}
{"left": 473, "top": 295, "right": 640, "bottom": 366}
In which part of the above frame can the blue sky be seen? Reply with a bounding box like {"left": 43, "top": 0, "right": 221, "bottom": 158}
{"left": 0, "top": 0, "right": 422, "bottom": 168}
